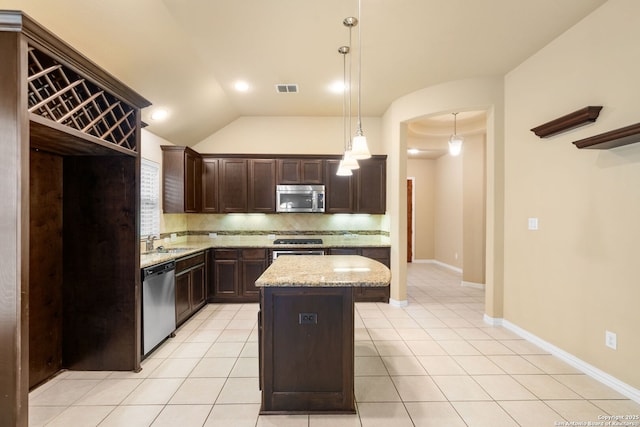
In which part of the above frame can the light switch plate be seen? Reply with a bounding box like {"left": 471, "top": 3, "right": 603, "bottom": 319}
{"left": 528, "top": 218, "right": 539, "bottom": 230}
{"left": 605, "top": 330, "right": 617, "bottom": 350}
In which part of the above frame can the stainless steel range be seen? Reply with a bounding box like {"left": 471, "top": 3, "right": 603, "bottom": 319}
{"left": 272, "top": 238, "right": 325, "bottom": 261}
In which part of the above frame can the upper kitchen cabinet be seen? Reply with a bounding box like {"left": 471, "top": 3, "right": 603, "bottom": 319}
{"left": 249, "top": 159, "right": 277, "bottom": 212}
{"left": 219, "top": 158, "right": 248, "bottom": 212}
{"left": 277, "top": 158, "right": 324, "bottom": 184}
{"left": 202, "top": 157, "right": 219, "bottom": 213}
{"left": 355, "top": 157, "right": 387, "bottom": 214}
{"left": 325, "top": 159, "right": 355, "bottom": 213}
{"left": 161, "top": 146, "right": 202, "bottom": 213}
{"left": 325, "top": 156, "right": 387, "bottom": 214}
{"left": 219, "top": 158, "right": 276, "bottom": 213}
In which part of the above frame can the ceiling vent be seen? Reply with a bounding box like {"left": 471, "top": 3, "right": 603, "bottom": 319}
{"left": 275, "top": 84, "right": 298, "bottom": 93}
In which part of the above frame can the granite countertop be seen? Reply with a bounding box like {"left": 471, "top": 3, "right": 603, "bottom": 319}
{"left": 255, "top": 255, "right": 391, "bottom": 288}
{"left": 140, "top": 235, "right": 390, "bottom": 268}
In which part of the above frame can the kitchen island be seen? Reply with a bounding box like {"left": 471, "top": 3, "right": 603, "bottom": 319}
{"left": 256, "top": 255, "right": 391, "bottom": 414}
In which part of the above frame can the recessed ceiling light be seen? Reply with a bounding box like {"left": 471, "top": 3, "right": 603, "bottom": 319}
{"left": 408, "top": 148, "right": 420, "bottom": 155}
{"left": 150, "top": 109, "right": 168, "bottom": 121}
{"left": 234, "top": 81, "right": 250, "bottom": 92}
{"left": 329, "top": 80, "right": 347, "bottom": 94}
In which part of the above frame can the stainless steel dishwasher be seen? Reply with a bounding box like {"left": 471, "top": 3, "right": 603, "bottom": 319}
{"left": 142, "top": 260, "right": 176, "bottom": 356}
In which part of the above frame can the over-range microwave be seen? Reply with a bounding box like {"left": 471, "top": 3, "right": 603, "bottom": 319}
{"left": 276, "top": 185, "right": 325, "bottom": 213}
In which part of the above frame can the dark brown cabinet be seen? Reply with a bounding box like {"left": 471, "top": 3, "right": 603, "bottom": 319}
{"left": 260, "top": 286, "right": 355, "bottom": 413}
{"left": 325, "top": 159, "right": 355, "bottom": 213}
{"left": 325, "top": 156, "right": 386, "bottom": 214}
{"left": 241, "top": 249, "right": 268, "bottom": 297}
{"left": 328, "top": 246, "right": 390, "bottom": 302}
{"left": 175, "top": 252, "right": 206, "bottom": 325}
{"left": 202, "top": 157, "right": 219, "bottom": 213}
{"left": 277, "top": 158, "right": 324, "bottom": 184}
{"left": 161, "top": 150, "right": 384, "bottom": 214}
{"left": 219, "top": 159, "right": 248, "bottom": 213}
{"left": 356, "top": 157, "right": 386, "bottom": 214}
{"left": 212, "top": 249, "right": 240, "bottom": 298}
{"left": 249, "top": 159, "right": 276, "bottom": 213}
{"left": 219, "top": 159, "right": 277, "bottom": 213}
{"left": 161, "top": 146, "right": 202, "bottom": 213}
{"left": 211, "top": 248, "right": 268, "bottom": 302}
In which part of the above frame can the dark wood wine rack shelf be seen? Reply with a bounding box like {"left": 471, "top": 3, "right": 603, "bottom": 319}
{"left": 531, "top": 106, "right": 602, "bottom": 138}
{"left": 572, "top": 122, "right": 640, "bottom": 149}
{"left": 27, "top": 46, "right": 138, "bottom": 153}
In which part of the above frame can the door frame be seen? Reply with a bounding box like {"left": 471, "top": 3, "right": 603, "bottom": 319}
{"left": 407, "top": 177, "right": 415, "bottom": 263}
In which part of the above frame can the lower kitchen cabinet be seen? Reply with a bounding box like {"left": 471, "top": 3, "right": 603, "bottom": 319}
{"left": 175, "top": 251, "right": 206, "bottom": 325}
{"left": 211, "top": 248, "right": 268, "bottom": 303}
{"left": 328, "top": 247, "right": 390, "bottom": 303}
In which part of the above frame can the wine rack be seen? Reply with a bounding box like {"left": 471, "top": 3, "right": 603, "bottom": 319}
{"left": 27, "top": 46, "right": 138, "bottom": 152}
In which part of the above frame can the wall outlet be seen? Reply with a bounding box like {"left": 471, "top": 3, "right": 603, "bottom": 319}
{"left": 208, "top": 232, "right": 218, "bottom": 238}
{"left": 170, "top": 233, "right": 177, "bottom": 242}
{"left": 605, "top": 330, "right": 617, "bottom": 350}
{"left": 528, "top": 217, "right": 539, "bottom": 230}
{"left": 268, "top": 234, "right": 276, "bottom": 240}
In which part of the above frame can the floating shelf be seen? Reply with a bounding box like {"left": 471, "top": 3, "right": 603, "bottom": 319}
{"left": 531, "top": 106, "right": 603, "bottom": 138}
{"left": 572, "top": 123, "right": 640, "bottom": 149}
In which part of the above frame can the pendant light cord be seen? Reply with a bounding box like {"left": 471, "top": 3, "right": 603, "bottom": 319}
{"left": 342, "top": 47, "right": 348, "bottom": 152}
{"left": 348, "top": 24, "right": 353, "bottom": 150}
{"left": 356, "top": 0, "right": 363, "bottom": 136}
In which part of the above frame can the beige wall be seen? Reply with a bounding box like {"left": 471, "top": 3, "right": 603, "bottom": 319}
{"left": 193, "top": 116, "right": 383, "bottom": 155}
{"left": 504, "top": 0, "right": 640, "bottom": 389}
{"left": 463, "top": 134, "right": 486, "bottom": 285}
{"left": 434, "top": 154, "right": 463, "bottom": 269}
{"left": 407, "top": 159, "right": 435, "bottom": 260}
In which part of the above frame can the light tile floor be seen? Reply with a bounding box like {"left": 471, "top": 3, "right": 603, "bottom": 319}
{"left": 29, "top": 263, "right": 640, "bottom": 426}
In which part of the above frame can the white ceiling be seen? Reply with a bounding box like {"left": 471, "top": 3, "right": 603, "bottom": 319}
{"left": 1, "top": 0, "right": 607, "bottom": 145}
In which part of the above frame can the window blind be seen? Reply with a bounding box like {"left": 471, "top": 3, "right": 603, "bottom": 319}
{"left": 141, "top": 159, "right": 160, "bottom": 238}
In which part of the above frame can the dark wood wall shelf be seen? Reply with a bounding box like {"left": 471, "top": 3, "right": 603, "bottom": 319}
{"left": 572, "top": 123, "right": 640, "bottom": 149}
{"left": 531, "top": 106, "right": 602, "bottom": 138}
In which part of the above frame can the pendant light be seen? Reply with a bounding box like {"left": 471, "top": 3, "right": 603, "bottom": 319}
{"left": 449, "top": 112, "right": 464, "bottom": 157}
{"left": 350, "top": 0, "right": 371, "bottom": 160}
{"left": 336, "top": 45, "right": 356, "bottom": 176}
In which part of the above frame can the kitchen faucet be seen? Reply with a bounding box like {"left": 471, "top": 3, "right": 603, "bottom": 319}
{"left": 145, "top": 235, "right": 156, "bottom": 252}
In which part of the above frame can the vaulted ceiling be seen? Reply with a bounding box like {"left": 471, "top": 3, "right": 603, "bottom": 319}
{"left": 1, "top": 0, "right": 607, "bottom": 145}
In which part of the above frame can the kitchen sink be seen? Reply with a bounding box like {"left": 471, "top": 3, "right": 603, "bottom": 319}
{"left": 144, "top": 247, "right": 193, "bottom": 255}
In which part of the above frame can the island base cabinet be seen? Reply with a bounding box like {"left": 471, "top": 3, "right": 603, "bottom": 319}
{"left": 260, "top": 287, "right": 355, "bottom": 414}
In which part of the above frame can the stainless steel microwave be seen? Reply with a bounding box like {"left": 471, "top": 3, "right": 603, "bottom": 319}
{"left": 276, "top": 185, "right": 325, "bottom": 213}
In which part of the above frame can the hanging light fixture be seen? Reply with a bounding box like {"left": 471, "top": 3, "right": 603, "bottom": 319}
{"left": 449, "top": 112, "right": 464, "bottom": 157}
{"left": 336, "top": 44, "right": 358, "bottom": 176}
{"left": 350, "top": 0, "right": 371, "bottom": 160}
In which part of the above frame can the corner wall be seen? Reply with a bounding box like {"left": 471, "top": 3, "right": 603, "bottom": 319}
{"left": 504, "top": 0, "right": 640, "bottom": 390}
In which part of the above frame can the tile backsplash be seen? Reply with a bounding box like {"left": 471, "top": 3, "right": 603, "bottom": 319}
{"left": 160, "top": 213, "right": 388, "bottom": 237}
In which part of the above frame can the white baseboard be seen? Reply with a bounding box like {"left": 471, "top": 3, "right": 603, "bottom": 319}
{"left": 462, "top": 280, "right": 485, "bottom": 289}
{"left": 412, "top": 259, "right": 462, "bottom": 274}
{"left": 389, "top": 298, "right": 408, "bottom": 307}
{"left": 483, "top": 315, "right": 640, "bottom": 404}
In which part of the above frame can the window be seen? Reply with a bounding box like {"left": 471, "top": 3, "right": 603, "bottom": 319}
{"left": 141, "top": 159, "right": 160, "bottom": 237}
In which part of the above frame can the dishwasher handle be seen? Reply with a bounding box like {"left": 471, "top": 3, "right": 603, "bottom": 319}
{"left": 143, "top": 260, "right": 176, "bottom": 279}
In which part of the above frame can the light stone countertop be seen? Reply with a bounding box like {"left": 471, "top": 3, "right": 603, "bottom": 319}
{"left": 255, "top": 255, "right": 391, "bottom": 288}
{"left": 140, "top": 235, "right": 390, "bottom": 268}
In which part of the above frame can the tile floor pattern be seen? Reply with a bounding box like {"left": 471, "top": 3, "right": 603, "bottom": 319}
{"left": 30, "top": 263, "right": 640, "bottom": 426}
